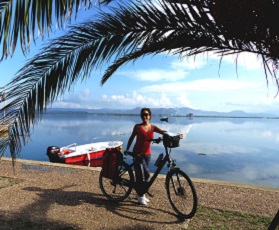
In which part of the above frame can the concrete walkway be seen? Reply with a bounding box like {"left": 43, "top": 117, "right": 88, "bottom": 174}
{"left": 0, "top": 157, "right": 279, "bottom": 229}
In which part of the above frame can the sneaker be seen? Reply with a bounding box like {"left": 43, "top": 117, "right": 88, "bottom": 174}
{"left": 136, "top": 194, "right": 147, "bottom": 205}
{"left": 143, "top": 194, "right": 150, "bottom": 203}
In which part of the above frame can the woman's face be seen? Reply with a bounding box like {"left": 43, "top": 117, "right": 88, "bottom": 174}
{"left": 141, "top": 110, "right": 150, "bottom": 122}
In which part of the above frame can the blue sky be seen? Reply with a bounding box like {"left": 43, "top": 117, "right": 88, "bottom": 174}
{"left": 1, "top": 3, "right": 279, "bottom": 114}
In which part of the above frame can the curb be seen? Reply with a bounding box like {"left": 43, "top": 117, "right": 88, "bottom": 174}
{"left": 2, "top": 157, "right": 279, "bottom": 193}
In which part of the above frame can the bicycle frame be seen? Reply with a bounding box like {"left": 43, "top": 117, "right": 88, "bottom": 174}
{"left": 100, "top": 133, "right": 198, "bottom": 219}
{"left": 125, "top": 145, "right": 178, "bottom": 196}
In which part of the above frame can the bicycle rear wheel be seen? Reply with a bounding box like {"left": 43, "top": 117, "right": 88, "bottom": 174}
{"left": 99, "top": 163, "right": 134, "bottom": 202}
{"left": 166, "top": 169, "right": 197, "bottom": 219}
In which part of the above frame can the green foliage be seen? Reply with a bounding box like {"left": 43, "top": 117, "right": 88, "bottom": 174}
{"left": 0, "top": 176, "right": 23, "bottom": 189}
{"left": 1, "top": 0, "right": 279, "bottom": 158}
{"left": 189, "top": 206, "right": 273, "bottom": 229}
{"left": 0, "top": 0, "right": 110, "bottom": 60}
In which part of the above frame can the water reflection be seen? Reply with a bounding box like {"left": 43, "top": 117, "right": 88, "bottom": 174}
{"left": 9, "top": 114, "right": 279, "bottom": 188}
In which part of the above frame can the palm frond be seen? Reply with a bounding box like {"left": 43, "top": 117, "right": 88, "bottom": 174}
{"left": 0, "top": 0, "right": 115, "bottom": 60}
{"left": 1, "top": 0, "right": 278, "bottom": 157}
{"left": 102, "top": 0, "right": 273, "bottom": 83}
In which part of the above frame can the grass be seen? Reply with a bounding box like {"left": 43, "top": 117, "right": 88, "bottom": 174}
{"left": 0, "top": 205, "right": 273, "bottom": 229}
{"left": 188, "top": 206, "right": 273, "bottom": 229}
{"left": 0, "top": 176, "right": 23, "bottom": 189}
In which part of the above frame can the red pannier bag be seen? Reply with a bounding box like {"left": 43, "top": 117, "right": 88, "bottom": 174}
{"left": 102, "top": 148, "right": 123, "bottom": 179}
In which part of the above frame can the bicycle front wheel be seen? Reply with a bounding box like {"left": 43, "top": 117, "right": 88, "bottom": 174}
{"left": 99, "top": 164, "right": 134, "bottom": 202}
{"left": 166, "top": 169, "right": 197, "bottom": 219}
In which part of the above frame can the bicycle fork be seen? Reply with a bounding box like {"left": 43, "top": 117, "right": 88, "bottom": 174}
{"left": 167, "top": 170, "right": 185, "bottom": 196}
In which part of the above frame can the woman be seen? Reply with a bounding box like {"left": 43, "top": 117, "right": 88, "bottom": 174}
{"left": 125, "top": 108, "right": 167, "bottom": 205}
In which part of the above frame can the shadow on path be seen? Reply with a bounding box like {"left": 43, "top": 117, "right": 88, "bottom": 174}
{"left": 6, "top": 185, "right": 186, "bottom": 229}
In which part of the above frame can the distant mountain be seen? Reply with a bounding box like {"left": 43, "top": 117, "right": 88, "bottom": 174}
{"left": 47, "top": 107, "right": 127, "bottom": 114}
{"left": 46, "top": 107, "right": 278, "bottom": 118}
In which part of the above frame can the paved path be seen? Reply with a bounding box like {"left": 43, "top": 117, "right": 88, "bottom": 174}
{"left": 0, "top": 158, "right": 279, "bottom": 229}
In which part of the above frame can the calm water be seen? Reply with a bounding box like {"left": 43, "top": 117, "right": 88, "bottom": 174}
{"left": 6, "top": 113, "right": 279, "bottom": 188}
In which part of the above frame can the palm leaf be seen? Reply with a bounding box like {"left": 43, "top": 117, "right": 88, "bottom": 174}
{"left": 0, "top": 0, "right": 278, "bottom": 157}
{"left": 0, "top": 0, "right": 115, "bottom": 60}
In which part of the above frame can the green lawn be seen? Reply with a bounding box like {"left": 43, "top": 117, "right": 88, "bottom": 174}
{"left": 188, "top": 206, "right": 273, "bottom": 230}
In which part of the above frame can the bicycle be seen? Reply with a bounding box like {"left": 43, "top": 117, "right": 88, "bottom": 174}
{"left": 99, "top": 132, "right": 198, "bottom": 219}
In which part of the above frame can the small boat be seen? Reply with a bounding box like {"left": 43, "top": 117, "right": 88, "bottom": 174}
{"left": 160, "top": 117, "right": 168, "bottom": 122}
{"left": 46, "top": 141, "right": 123, "bottom": 167}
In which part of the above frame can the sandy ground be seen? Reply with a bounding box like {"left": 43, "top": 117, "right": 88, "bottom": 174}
{"left": 0, "top": 158, "right": 279, "bottom": 229}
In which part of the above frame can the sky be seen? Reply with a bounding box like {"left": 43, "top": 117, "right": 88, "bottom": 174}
{"left": 1, "top": 2, "right": 279, "bottom": 114}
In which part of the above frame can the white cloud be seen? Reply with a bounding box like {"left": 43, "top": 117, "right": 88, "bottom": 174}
{"left": 119, "top": 69, "right": 188, "bottom": 82}
{"left": 51, "top": 88, "right": 193, "bottom": 109}
{"left": 230, "top": 95, "right": 279, "bottom": 113}
{"left": 51, "top": 89, "right": 99, "bottom": 109}
{"left": 167, "top": 51, "right": 264, "bottom": 72}
{"left": 171, "top": 57, "right": 207, "bottom": 70}
{"left": 177, "top": 93, "right": 193, "bottom": 107}
{"left": 101, "top": 91, "right": 192, "bottom": 108}
{"left": 141, "top": 78, "right": 263, "bottom": 93}
{"left": 101, "top": 91, "right": 172, "bottom": 107}
{"left": 205, "top": 52, "right": 264, "bottom": 70}
{"left": 117, "top": 52, "right": 264, "bottom": 87}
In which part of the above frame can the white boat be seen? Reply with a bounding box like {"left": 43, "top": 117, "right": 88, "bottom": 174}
{"left": 46, "top": 141, "right": 123, "bottom": 167}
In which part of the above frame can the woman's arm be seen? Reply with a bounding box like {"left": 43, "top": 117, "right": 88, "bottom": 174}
{"left": 153, "top": 125, "right": 184, "bottom": 139}
{"left": 125, "top": 125, "right": 138, "bottom": 151}
{"left": 153, "top": 125, "right": 167, "bottom": 135}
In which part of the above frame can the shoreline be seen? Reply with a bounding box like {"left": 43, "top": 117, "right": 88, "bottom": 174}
{"left": 44, "top": 112, "right": 279, "bottom": 119}
{"left": 3, "top": 157, "right": 279, "bottom": 193}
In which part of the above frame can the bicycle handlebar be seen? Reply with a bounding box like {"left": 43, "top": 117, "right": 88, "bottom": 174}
{"left": 148, "top": 133, "right": 183, "bottom": 144}
{"left": 148, "top": 137, "right": 163, "bottom": 144}
{"left": 125, "top": 134, "right": 182, "bottom": 156}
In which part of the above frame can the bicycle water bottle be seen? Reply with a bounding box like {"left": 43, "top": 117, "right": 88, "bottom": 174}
{"left": 154, "top": 153, "right": 164, "bottom": 167}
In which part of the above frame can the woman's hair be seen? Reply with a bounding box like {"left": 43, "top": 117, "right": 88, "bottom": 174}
{"left": 141, "top": 108, "right": 152, "bottom": 120}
